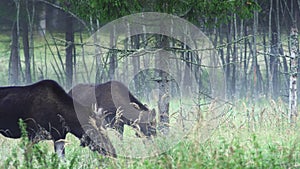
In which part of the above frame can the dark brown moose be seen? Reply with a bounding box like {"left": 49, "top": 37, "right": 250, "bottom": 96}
{"left": 0, "top": 80, "right": 116, "bottom": 158}
{"left": 68, "top": 81, "right": 156, "bottom": 138}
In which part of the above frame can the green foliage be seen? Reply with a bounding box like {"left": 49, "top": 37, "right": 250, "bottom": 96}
{"left": 2, "top": 100, "right": 300, "bottom": 168}
{"left": 190, "top": 0, "right": 261, "bottom": 26}
{"left": 60, "top": 0, "right": 141, "bottom": 23}
{"left": 58, "top": 0, "right": 261, "bottom": 27}
{"left": 2, "top": 119, "right": 61, "bottom": 169}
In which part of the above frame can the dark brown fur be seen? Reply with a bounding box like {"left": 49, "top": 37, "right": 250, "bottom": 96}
{"left": 69, "top": 81, "right": 156, "bottom": 138}
{"left": 0, "top": 80, "right": 116, "bottom": 157}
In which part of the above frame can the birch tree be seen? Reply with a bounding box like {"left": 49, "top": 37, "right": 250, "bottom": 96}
{"left": 289, "top": 26, "right": 299, "bottom": 123}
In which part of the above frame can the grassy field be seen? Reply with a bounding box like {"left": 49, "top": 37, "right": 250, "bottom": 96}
{"left": 1, "top": 98, "right": 300, "bottom": 169}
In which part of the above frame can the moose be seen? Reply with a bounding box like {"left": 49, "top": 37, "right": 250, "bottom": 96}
{"left": 68, "top": 81, "right": 157, "bottom": 138}
{"left": 0, "top": 80, "right": 116, "bottom": 158}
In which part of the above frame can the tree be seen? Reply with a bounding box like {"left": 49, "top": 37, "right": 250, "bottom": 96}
{"left": 65, "top": 12, "right": 74, "bottom": 89}
{"left": 289, "top": 25, "right": 298, "bottom": 123}
{"left": 22, "top": 19, "right": 31, "bottom": 83}
{"left": 9, "top": 0, "right": 21, "bottom": 85}
{"left": 9, "top": 21, "right": 21, "bottom": 85}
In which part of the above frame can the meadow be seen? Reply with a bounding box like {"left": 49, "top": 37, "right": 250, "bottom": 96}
{"left": 1, "top": 98, "right": 300, "bottom": 169}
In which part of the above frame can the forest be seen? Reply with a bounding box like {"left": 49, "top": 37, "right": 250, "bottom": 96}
{"left": 0, "top": 0, "right": 300, "bottom": 168}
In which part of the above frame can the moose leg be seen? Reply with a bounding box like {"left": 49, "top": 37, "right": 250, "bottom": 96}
{"left": 54, "top": 140, "right": 65, "bottom": 158}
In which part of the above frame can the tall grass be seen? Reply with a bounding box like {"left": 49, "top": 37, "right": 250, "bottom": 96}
{"left": 1, "top": 99, "right": 300, "bottom": 168}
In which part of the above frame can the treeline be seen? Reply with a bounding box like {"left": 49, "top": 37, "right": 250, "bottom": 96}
{"left": 0, "top": 0, "right": 299, "bottom": 102}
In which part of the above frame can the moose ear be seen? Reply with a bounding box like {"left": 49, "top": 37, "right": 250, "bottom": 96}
{"left": 144, "top": 104, "right": 149, "bottom": 109}
{"left": 130, "top": 102, "right": 141, "bottom": 110}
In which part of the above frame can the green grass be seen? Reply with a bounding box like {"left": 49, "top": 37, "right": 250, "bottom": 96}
{"left": 1, "top": 99, "right": 300, "bottom": 168}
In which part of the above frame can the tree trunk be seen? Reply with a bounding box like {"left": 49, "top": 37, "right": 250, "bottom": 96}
{"left": 27, "top": 0, "right": 35, "bottom": 82}
{"left": 243, "top": 25, "right": 248, "bottom": 98}
{"left": 22, "top": 20, "right": 31, "bottom": 83}
{"left": 132, "top": 34, "right": 140, "bottom": 94}
{"left": 252, "top": 3, "right": 259, "bottom": 98}
{"left": 289, "top": 26, "right": 298, "bottom": 123}
{"left": 65, "top": 14, "right": 74, "bottom": 89}
{"left": 109, "top": 25, "right": 116, "bottom": 80}
{"left": 226, "top": 21, "right": 232, "bottom": 98}
{"left": 9, "top": 22, "right": 20, "bottom": 85}
{"left": 123, "top": 22, "right": 131, "bottom": 83}
{"left": 231, "top": 14, "right": 237, "bottom": 99}
{"left": 94, "top": 19, "right": 104, "bottom": 83}
{"left": 182, "top": 55, "right": 191, "bottom": 96}
{"left": 238, "top": 19, "right": 245, "bottom": 98}
{"left": 263, "top": 32, "right": 269, "bottom": 97}
{"left": 79, "top": 30, "right": 89, "bottom": 83}
{"left": 269, "top": 0, "right": 280, "bottom": 98}
{"left": 156, "top": 35, "right": 170, "bottom": 135}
